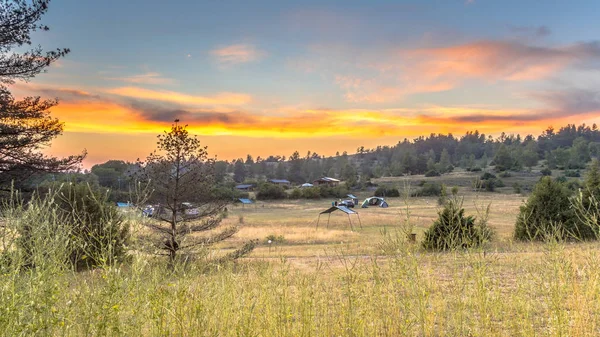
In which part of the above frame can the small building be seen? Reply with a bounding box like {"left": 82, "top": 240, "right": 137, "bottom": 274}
{"left": 235, "top": 184, "right": 255, "bottom": 191}
{"left": 268, "top": 179, "right": 291, "bottom": 186}
{"left": 313, "top": 177, "right": 340, "bottom": 187}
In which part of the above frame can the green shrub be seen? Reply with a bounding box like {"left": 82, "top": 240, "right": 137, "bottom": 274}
{"left": 265, "top": 234, "right": 286, "bottom": 244}
{"left": 15, "top": 183, "right": 130, "bottom": 269}
{"left": 469, "top": 166, "right": 482, "bottom": 172}
{"left": 476, "top": 178, "right": 504, "bottom": 192}
{"left": 514, "top": 176, "right": 587, "bottom": 241}
{"left": 256, "top": 183, "right": 287, "bottom": 200}
{"left": 540, "top": 167, "right": 552, "bottom": 176}
{"left": 480, "top": 172, "right": 497, "bottom": 180}
{"left": 289, "top": 188, "right": 303, "bottom": 199}
{"left": 212, "top": 186, "right": 249, "bottom": 200}
{"left": 302, "top": 187, "right": 321, "bottom": 199}
{"left": 422, "top": 197, "right": 493, "bottom": 251}
{"left": 564, "top": 170, "right": 581, "bottom": 177}
{"left": 54, "top": 183, "right": 130, "bottom": 269}
{"left": 424, "top": 170, "right": 440, "bottom": 177}
{"left": 374, "top": 186, "right": 400, "bottom": 197}
{"left": 318, "top": 185, "right": 349, "bottom": 198}
{"left": 512, "top": 182, "right": 521, "bottom": 194}
{"left": 412, "top": 182, "right": 443, "bottom": 197}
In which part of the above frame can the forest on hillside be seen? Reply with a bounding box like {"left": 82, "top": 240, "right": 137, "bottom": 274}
{"left": 37, "top": 122, "right": 600, "bottom": 200}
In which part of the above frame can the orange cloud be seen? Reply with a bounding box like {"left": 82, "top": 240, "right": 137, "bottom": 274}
{"left": 106, "top": 86, "right": 252, "bottom": 106}
{"left": 210, "top": 44, "right": 265, "bottom": 66}
{"left": 324, "top": 40, "right": 600, "bottom": 103}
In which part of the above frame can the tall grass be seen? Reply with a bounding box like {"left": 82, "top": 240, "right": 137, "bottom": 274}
{"left": 3, "top": 191, "right": 600, "bottom": 335}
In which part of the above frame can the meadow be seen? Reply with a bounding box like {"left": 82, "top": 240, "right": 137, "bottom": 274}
{"left": 2, "top": 171, "right": 600, "bottom": 336}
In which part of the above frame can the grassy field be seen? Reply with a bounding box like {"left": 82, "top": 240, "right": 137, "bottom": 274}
{"left": 3, "top": 170, "right": 600, "bottom": 336}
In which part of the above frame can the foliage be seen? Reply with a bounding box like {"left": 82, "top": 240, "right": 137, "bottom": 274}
{"left": 540, "top": 167, "right": 552, "bottom": 176}
{"left": 8, "top": 183, "right": 129, "bottom": 269}
{"left": 374, "top": 186, "right": 400, "bottom": 197}
{"left": 422, "top": 197, "right": 493, "bottom": 250}
{"left": 564, "top": 169, "right": 580, "bottom": 177}
{"left": 424, "top": 170, "right": 440, "bottom": 177}
{"left": 412, "top": 182, "right": 443, "bottom": 197}
{"left": 318, "top": 185, "right": 350, "bottom": 198}
{"left": 51, "top": 183, "right": 129, "bottom": 268}
{"left": 478, "top": 178, "right": 504, "bottom": 192}
{"left": 0, "top": 0, "right": 84, "bottom": 189}
{"left": 480, "top": 172, "right": 497, "bottom": 180}
{"left": 514, "top": 177, "right": 587, "bottom": 241}
{"left": 256, "top": 183, "right": 287, "bottom": 200}
{"left": 138, "top": 121, "right": 254, "bottom": 264}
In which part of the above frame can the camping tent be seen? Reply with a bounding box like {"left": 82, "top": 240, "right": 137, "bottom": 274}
{"left": 301, "top": 183, "right": 314, "bottom": 188}
{"left": 361, "top": 197, "right": 389, "bottom": 208}
{"left": 316, "top": 206, "right": 362, "bottom": 230}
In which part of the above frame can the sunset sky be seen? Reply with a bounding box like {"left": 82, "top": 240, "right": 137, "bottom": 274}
{"left": 15, "top": 0, "right": 600, "bottom": 167}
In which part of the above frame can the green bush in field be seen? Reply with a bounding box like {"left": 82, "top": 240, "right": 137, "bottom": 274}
{"left": 514, "top": 176, "right": 588, "bottom": 241}
{"left": 374, "top": 186, "right": 400, "bottom": 197}
{"left": 571, "top": 159, "right": 600, "bottom": 239}
{"left": 422, "top": 197, "right": 493, "bottom": 251}
{"left": 540, "top": 167, "right": 552, "bottom": 176}
{"left": 288, "top": 188, "right": 303, "bottom": 199}
{"left": 302, "top": 187, "right": 321, "bottom": 199}
{"left": 16, "top": 183, "right": 130, "bottom": 269}
{"left": 424, "top": 170, "right": 440, "bottom": 177}
{"left": 412, "top": 182, "right": 443, "bottom": 197}
{"left": 256, "top": 183, "right": 287, "bottom": 200}
{"left": 318, "top": 185, "right": 349, "bottom": 198}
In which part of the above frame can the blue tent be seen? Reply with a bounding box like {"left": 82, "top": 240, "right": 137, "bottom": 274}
{"left": 238, "top": 198, "right": 253, "bottom": 204}
{"left": 116, "top": 202, "right": 130, "bottom": 208}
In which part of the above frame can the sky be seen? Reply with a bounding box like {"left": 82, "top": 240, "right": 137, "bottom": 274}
{"left": 13, "top": 0, "right": 600, "bottom": 167}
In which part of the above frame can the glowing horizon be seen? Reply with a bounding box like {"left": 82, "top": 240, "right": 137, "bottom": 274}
{"left": 15, "top": 0, "right": 600, "bottom": 167}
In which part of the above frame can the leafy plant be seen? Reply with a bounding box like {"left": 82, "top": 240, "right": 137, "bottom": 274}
{"left": 422, "top": 196, "right": 493, "bottom": 250}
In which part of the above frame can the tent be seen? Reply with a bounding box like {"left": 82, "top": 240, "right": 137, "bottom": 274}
{"left": 237, "top": 198, "right": 254, "bottom": 208}
{"left": 316, "top": 206, "right": 362, "bottom": 230}
{"left": 301, "top": 183, "right": 314, "bottom": 188}
{"left": 361, "top": 197, "right": 389, "bottom": 208}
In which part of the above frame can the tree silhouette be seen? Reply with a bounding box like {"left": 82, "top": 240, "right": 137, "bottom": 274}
{"left": 0, "top": 0, "right": 85, "bottom": 189}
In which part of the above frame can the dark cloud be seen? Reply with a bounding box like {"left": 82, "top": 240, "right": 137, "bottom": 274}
{"left": 420, "top": 88, "right": 600, "bottom": 124}
{"left": 508, "top": 25, "right": 551, "bottom": 38}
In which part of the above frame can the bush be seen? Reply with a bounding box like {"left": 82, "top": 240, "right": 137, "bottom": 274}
{"left": 412, "top": 182, "right": 443, "bottom": 197}
{"left": 480, "top": 172, "right": 497, "bottom": 180}
{"left": 374, "top": 186, "right": 400, "bottom": 197}
{"left": 302, "top": 187, "right": 322, "bottom": 199}
{"left": 564, "top": 169, "right": 581, "bottom": 177}
{"left": 422, "top": 197, "right": 493, "bottom": 251}
{"left": 289, "top": 188, "right": 303, "bottom": 199}
{"left": 540, "top": 167, "right": 552, "bottom": 176}
{"left": 55, "top": 183, "right": 130, "bottom": 269}
{"left": 469, "top": 166, "right": 482, "bottom": 172}
{"left": 476, "top": 178, "right": 504, "bottom": 192}
{"left": 256, "top": 183, "right": 287, "bottom": 200}
{"left": 499, "top": 171, "right": 512, "bottom": 178}
{"left": 15, "top": 183, "right": 130, "bottom": 269}
{"left": 512, "top": 182, "right": 521, "bottom": 194}
{"left": 514, "top": 176, "right": 587, "bottom": 241}
{"left": 212, "top": 186, "right": 249, "bottom": 200}
{"left": 424, "top": 170, "right": 440, "bottom": 177}
{"left": 318, "top": 185, "right": 349, "bottom": 198}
